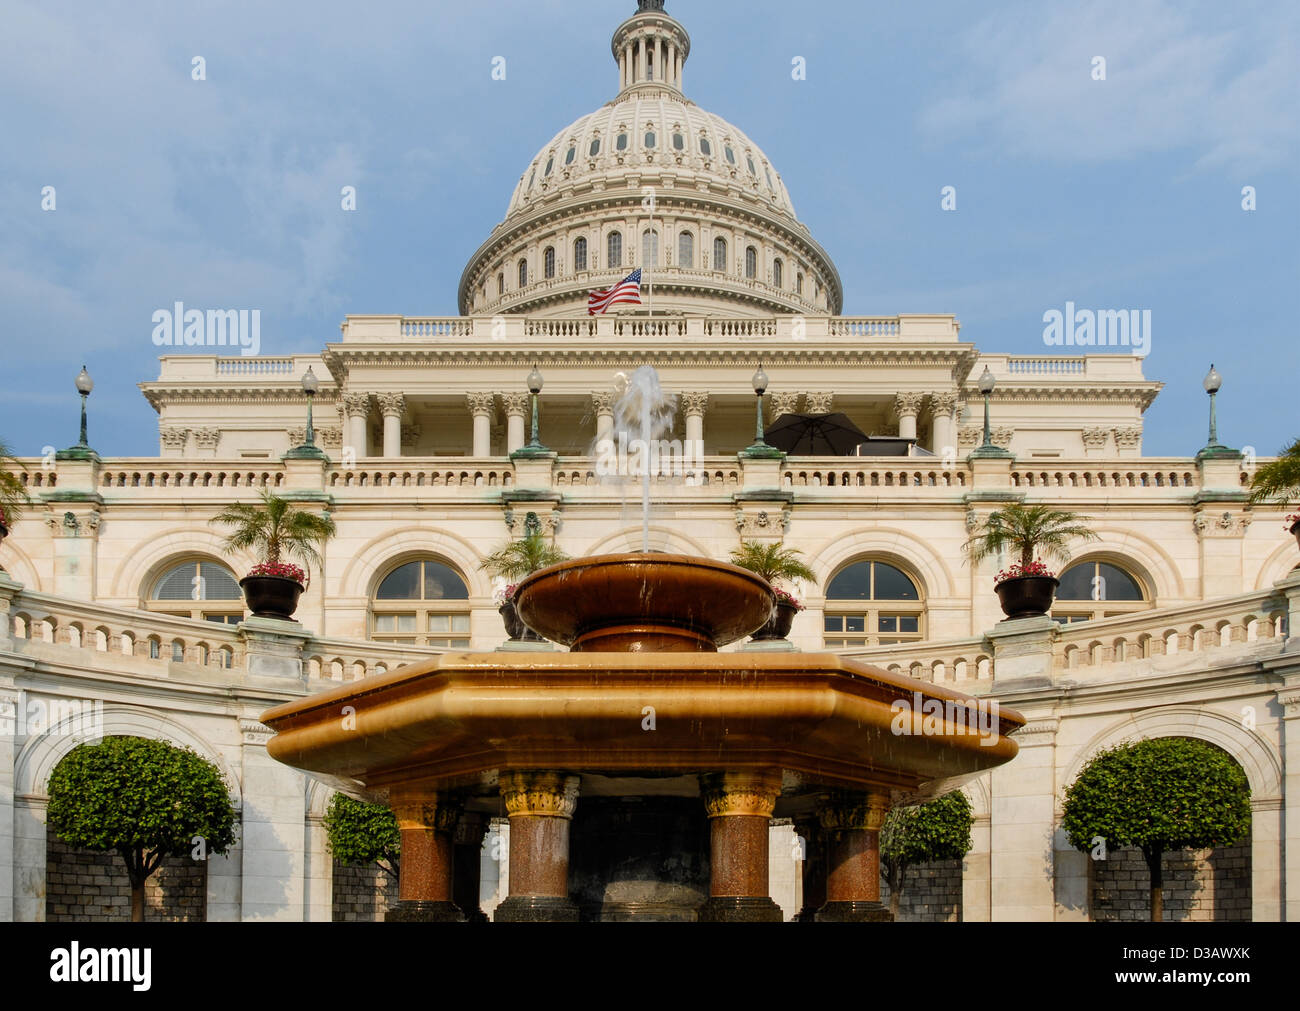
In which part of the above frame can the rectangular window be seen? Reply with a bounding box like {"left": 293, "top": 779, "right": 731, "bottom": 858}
{"left": 376, "top": 614, "right": 418, "bottom": 634}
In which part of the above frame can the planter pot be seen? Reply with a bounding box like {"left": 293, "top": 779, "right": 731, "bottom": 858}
{"left": 751, "top": 601, "right": 799, "bottom": 641}
{"left": 240, "top": 575, "right": 304, "bottom": 621}
{"left": 1291, "top": 521, "right": 1300, "bottom": 552}
{"left": 994, "top": 575, "right": 1060, "bottom": 621}
{"left": 499, "top": 601, "right": 542, "bottom": 642}
{"left": 0, "top": 522, "right": 8, "bottom": 546}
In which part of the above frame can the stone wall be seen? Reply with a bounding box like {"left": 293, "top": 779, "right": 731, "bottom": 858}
{"left": 880, "top": 859, "right": 963, "bottom": 922}
{"left": 331, "top": 860, "right": 398, "bottom": 921}
{"left": 45, "top": 836, "right": 206, "bottom": 921}
{"left": 1089, "top": 838, "right": 1251, "bottom": 921}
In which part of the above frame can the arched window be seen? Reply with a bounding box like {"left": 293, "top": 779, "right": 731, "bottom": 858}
{"left": 642, "top": 229, "right": 658, "bottom": 267}
{"left": 574, "top": 237, "right": 588, "bottom": 272}
{"left": 644, "top": 130, "right": 656, "bottom": 149}
{"left": 746, "top": 154, "right": 757, "bottom": 176}
{"left": 745, "top": 246, "right": 758, "bottom": 279}
{"left": 678, "top": 231, "right": 695, "bottom": 268}
{"left": 616, "top": 132, "right": 629, "bottom": 152}
{"left": 564, "top": 146, "right": 576, "bottom": 166}
{"left": 518, "top": 258, "right": 528, "bottom": 288}
{"left": 796, "top": 272, "right": 804, "bottom": 296}
{"left": 1053, "top": 560, "right": 1149, "bottom": 624}
{"left": 543, "top": 156, "right": 554, "bottom": 177}
{"left": 699, "top": 135, "right": 712, "bottom": 157}
{"left": 672, "top": 132, "right": 685, "bottom": 151}
{"left": 712, "top": 237, "right": 727, "bottom": 272}
{"left": 544, "top": 246, "right": 556, "bottom": 279}
{"left": 724, "top": 145, "right": 736, "bottom": 165}
{"left": 146, "top": 559, "right": 244, "bottom": 624}
{"left": 372, "top": 558, "right": 471, "bottom": 648}
{"left": 608, "top": 231, "right": 623, "bottom": 268}
{"left": 773, "top": 258, "right": 783, "bottom": 288}
{"left": 823, "top": 560, "right": 924, "bottom": 647}
{"left": 497, "top": 272, "right": 505, "bottom": 295}
{"left": 589, "top": 136, "right": 601, "bottom": 157}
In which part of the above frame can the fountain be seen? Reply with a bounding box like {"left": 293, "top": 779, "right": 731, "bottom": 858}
{"left": 260, "top": 372, "right": 1025, "bottom": 922}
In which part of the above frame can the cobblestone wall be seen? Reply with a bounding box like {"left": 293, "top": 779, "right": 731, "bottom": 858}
{"left": 880, "top": 859, "right": 963, "bottom": 922}
{"left": 46, "top": 836, "right": 206, "bottom": 921}
{"left": 1089, "top": 837, "right": 1252, "bottom": 921}
{"left": 331, "top": 860, "right": 399, "bottom": 921}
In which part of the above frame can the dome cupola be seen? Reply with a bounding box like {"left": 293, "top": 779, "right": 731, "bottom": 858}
{"left": 612, "top": 1, "right": 691, "bottom": 95}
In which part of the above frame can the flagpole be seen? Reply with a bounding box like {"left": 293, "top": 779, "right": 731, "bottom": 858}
{"left": 647, "top": 205, "right": 654, "bottom": 319}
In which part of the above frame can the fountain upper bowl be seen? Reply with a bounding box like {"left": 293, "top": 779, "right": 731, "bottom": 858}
{"left": 514, "top": 552, "right": 775, "bottom": 652}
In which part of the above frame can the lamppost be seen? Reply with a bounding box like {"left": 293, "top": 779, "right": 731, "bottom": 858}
{"left": 741, "top": 365, "right": 784, "bottom": 459}
{"left": 285, "top": 366, "right": 327, "bottom": 460}
{"left": 1196, "top": 363, "right": 1237, "bottom": 461}
{"left": 968, "top": 365, "right": 1012, "bottom": 460}
{"left": 57, "top": 365, "right": 98, "bottom": 462}
{"left": 512, "top": 365, "right": 552, "bottom": 459}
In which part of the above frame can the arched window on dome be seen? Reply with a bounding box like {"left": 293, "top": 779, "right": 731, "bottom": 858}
{"left": 672, "top": 132, "right": 685, "bottom": 152}
{"left": 745, "top": 246, "right": 758, "bottom": 280}
{"left": 372, "top": 558, "right": 471, "bottom": 648}
{"left": 796, "top": 272, "right": 804, "bottom": 296}
{"left": 616, "top": 132, "right": 629, "bottom": 152}
{"left": 1052, "top": 560, "right": 1150, "bottom": 624}
{"left": 518, "top": 259, "right": 528, "bottom": 288}
{"left": 497, "top": 272, "right": 505, "bottom": 296}
{"left": 146, "top": 559, "right": 244, "bottom": 624}
{"left": 574, "top": 237, "right": 588, "bottom": 272}
{"left": 589, "top": 136, "right": 601, "bottom": 158}
{"left": 823, "top": 560, "right": 924, "bottom": 648}
{"left": 641, "top": 230, "right": 659, "bottom": 267}
{"left": 746, "top": 154, "right": 757, "bottom": 176}
{"left": 645, "top": 130, "right": 656, "bottom": 149}
{"left": 564, "top": 146, "right": 576, "bottom": 166}
{"left": 699, "top": 135, "right": 712, "bottom": 158}
{"left": 712, "top": 237, "right": 727, "bottom": 272}
{"left": 765, "top": 165, "right": 775, "bottom": 190}
{"left": 724, "top": 145, "right": 736, "bottom": 166}
{"left": 678, "top": 232, "right": 695, "bottom": 268}
{"left": 608, "top": 231, "right": 623, "bottom": 269}
{"left": 646, "top": 46, "right": 655, "bottom": 81}
{"left": 544, "top": 246, "right": 556, "bottom": 279}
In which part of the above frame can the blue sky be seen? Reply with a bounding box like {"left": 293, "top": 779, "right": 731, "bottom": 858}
{"left": 2, "top": 0, "right": 1296, "bottom": 458}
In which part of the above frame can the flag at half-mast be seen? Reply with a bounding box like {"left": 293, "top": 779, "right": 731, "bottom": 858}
{"left": 588, "top": 268, "right": 642, "bottom": 315}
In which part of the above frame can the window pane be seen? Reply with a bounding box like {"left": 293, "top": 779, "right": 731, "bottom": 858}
{"left": 451, "top": 614, "right": 471, "bottom": 632}
{"left": 826, "top": 562, "right": 871, "bottom": 600}
{"left": 823, "top": 615, "right": 843, "bottom": 632}
{"left": 590, "top": 138, "right": 601, "bottom": 157}
{"left": 565, "top": 146, "right": 576, "bottom": 165}
{"left": 422, "top": 562, "right": 469, "bottom": 600}
{"left": 199, "top": 563, "right": 241, "bottom": 599}
{"left": 377, "top": 562, "right": 422, "bottom": 600}
{"left": 609, "top": 233, "right": 622, "bottom": 267}
{"left": 451, "top": 639, "right": 471, "bottom": 648}
{"left": 724, "top": 146, "right": 735, "bottom": 164}
{"left": 673, "top": 133, "right": 684, "bottom": 151}
{"left": 678, "top": 233, "right": 694, "bottom": 268}
{"left": 878, "top": 616, "right": 898, "bottom": 633}
{"left": 1056, "top": 564, "right": 1093, "bottom": 600}
{"left": 644, "top": 132, "right": 655, "bottom": 148}
{"left": 153, "top": 563, "right": 199, "bottom": 601}
{"left": 845, "top": 616, "right": 865, "bottom": 633}
{"left": 428, "top": 614, "right": 449, "bottom": 632}
{"left": 899, "top": 616, "right": 919, "bottom": 633}
{"left": 574, "top": 238, "right": 587, "bottom": 271}
{"left": 616, "top": 133, "right": 628, "bottom": 151}
{"left": 873, "top": 563, "right": 918, "bottom": 601}
{"left": 1097, "top": 563, "right": 1143, "bottom": 601}
{"left": 699, "top": 137, "right": 711, "bottom": 156}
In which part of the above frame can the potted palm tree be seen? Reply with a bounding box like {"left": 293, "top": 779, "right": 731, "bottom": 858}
{"left": 210, "top": 489, "right": 336, "bottom": 621}
{"left": 1247, "top": 437, "right": 1300, "bottom": 553}
{"left": 0, "top": 439, "right": 29, "bottom": 548}
{"left": 964, "top": 503, "right": 1098, "bottom": 620}
{"left": 729, "top": 541, "right": 818, "bottom": 640}
{"left": 480, "top": 532, "right": 569, "bottom": 641}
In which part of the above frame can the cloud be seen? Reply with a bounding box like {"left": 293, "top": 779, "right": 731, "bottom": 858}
{"left": 919, "top": 0, "right": 1299, "bottom": 174}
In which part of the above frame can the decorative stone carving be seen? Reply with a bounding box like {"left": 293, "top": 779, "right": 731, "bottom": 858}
{"left": 504, "top": 506, "right": 561, "bottom": 537}
{"left": 680, "top": 391, "right": 710, "bottom": 417}
{"left": 1112, "top": 427, "right": 1142, "bottom": 448}
{"left": 377, "top": 393, "right": 406, "bottom": 419}
{"left": 805, "top": 392, "right": 833, "bottom": 415}
{"left": 735, "top": 506, "right": 791, "bottom": 537}
{"left": 700, "top": 771, "right": 781, "bottom": 818}
{"left": 1277, "top": 689, "right": 1300, "bottom": 716}
{"left": 194, "top": 428, "right": 221, "bottom": 451}
{"left": 84, "top": 511, "right": 101, "bottom": 531}
{"left": 1081, "top": 428, "right": 1110, "bottom": 449}
{"left": 958, "top": 427, "right": 982, "bottom": 448}
{"left": 991, "top": 427, "right": 1014, "bottom": 449}
{"left": 239, "top": 718, "right": 274, "bottom": 745}
{"left": 499, "top": 771, "right": 580, "bottom": 819}
{"left": 817, "top": 792, "right": 889, "bottom": 833}
{"left": 893, "top": 393, "right": 924, "bottom": 418}
{"left": 965, "top": 508, "right": 979, "bottom": 532}
{"left": 591, "top": 391, "right": 616, "bottom": 415}
{"left": 768, "top": 392, "right": 800, "bottom": 417}
{"left": 928, "top": 392, "right": 958, "bottom": 417}
{"left": 160, "top": 428, "right": 189, "bottom": 452}
{"left": 287, "top": 427, "right": 307, "bottom": 446}
{"left": 342, "top": 393, "right": 371, "bottom": 419}
{"left": 319, "top": 428, "right": 343, "bottom": 448}
{"left": 467, "top": 393, "right": 496, "bottom": 418}
{"left": 1010, "top": 717, "right": 1059, "bottom": 747}
{"left": 501, "top": 392, "right": 530, "bottom": 417}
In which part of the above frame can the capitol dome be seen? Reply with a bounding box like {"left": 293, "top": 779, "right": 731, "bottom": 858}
{"left": 459, "top": 0, "right": 842, "bottom": 318}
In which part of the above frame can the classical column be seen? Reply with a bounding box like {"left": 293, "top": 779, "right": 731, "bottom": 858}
{"left": 495, "top": 771, "right": 581, "bottom": 922}
{"left": 468, "top": 394, "right": 495, "bottom": 457}
{"left": 929, "top": 392, "right": 958, "bottom": 455}
{"left": 769, "top": 391, "right": 800, "bottom": 421}
{"left": 697, "top": 770, "right": 784, "bottom": 922}
{"left": 681, "top": 391, "right": 708, "bottom": 449}
{"left": 502, "top": 393, "right": 529, "bottom": 455}
{"left": 815, "top": 791, "right": 892, "bottom": 921}
{"left": 452, "top": 812, "right": 490, "bottom": 923}
{"left": 805, "top": 392, "right": 833, "bottom": 415}
{"left": 894, "top": 393, "right": 923, "bottom": 442}
{"left": 377, "top": 393, "right": 405, "bottom": 458}
{"left": 668, "top": 41, "right": 677, "bottom": 87}
{"left": 343, "top": 393, "right": 370, "bottom": 460}
{"left": 385, "top": 788, "right": 463, "bottom": 922}
{"left": 592, "top": 391, "right": 616, "bottom": 444}
{"left": 793, "top": 816, "right": 828, "bottom": 922}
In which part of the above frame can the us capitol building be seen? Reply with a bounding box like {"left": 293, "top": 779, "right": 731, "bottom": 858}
{"left": 2, "top": 0, "right": 1297, "bottom": 923}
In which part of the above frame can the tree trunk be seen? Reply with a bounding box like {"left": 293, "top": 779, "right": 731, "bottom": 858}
{"left": 1021, "top": 546, "right": 1034, "bottom": 569}
{"left": 131, "top": 881, "right": 145, "bottom": 923}
{"left": 1144, "top": 848, "right": 1163, "bottom": 922}
{"left": 887, "top": 864, "right": 904, "bottom": 920}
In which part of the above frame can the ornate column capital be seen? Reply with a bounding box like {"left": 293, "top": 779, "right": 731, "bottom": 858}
{"left": 700, "top": 770, "right": 782, "bottom": 818}
{"left": 501, "top": 392, "right": 530, "bottom": 417}
{"left": 377, "top": 393, "right": 406, "bottom": 419}
{"left": 768, "top": 392, "right": 800, "bottom": 417}
{"left": 1081, "top": 427, "right": 1110, "bottom": 449}
{"left": 389, "top": 791, "right": 462, "bottom": 833}
{"left": 816, "top": 791, "right": 889, "bottom": 833}
{"left": 928, "top": 392, "right": 958, "bottom": 416}
{"left": 680, "top": 391, "right": 710, "bottom": 417}
{"left": 193, "top": 428, "right": 221, "bottom": 451}
{"left": 342, "top": 392, "right": 371, "bottom": 418}
{"left": 467, "top": 393, "right": 495, "bottom": 418}
{"left": 894, "top": 392, "right": 924, "bottom": 418}
{"left": 1113, "top": 426, "right": 1142, "bottom": 448}
{"left": 500, "top": 770, "right": 580, "bottom": 819}
{"left": 591, "top": 391, "right": 616, "bottom": 415}
{"left": 804, "top": 392, "right": 833, "bottom": 415}
{"left": 160, "top": 427, "right": 190, "bottom": 452}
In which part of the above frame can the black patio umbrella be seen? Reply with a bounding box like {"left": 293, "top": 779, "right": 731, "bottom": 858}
{"left": 763, "top": 412, "right": 870, "bottom": 456}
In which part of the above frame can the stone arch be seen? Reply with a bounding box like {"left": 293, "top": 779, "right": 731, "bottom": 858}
{"left": 1253, "top": 540, "right": 1300, "bottom": 591}
{"left": 583, "top": 524, "right": 713, "bottom": 558}
{"left": 809, "top": 526, "right": 956, "bottom": 600}
{"left": 0, "top": 539, "right": 41, "bottom": 590}
{"left": 1060, "top": 530, "right": 1185, "bottom": 603}
{"left": 107, "top": 528, "right": 254, "bottom": 604}
{"left": 961, "top": 774, "right": 991, "bottom": 819}
{"left": 335, "top": 526, "right": 490, "bottom": 601}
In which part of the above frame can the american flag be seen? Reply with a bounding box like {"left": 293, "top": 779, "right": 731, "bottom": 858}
{"left": 587, "top": 268, "right": 642, "bottom": 315}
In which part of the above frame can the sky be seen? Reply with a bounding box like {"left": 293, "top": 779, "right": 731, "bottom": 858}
{"left": 1, "top": 0, "right": 1296, "bottom": 458}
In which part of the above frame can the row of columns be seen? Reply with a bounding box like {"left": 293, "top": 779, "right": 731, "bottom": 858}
{"left": 386, "top": 769, "right": 893, "bottom": 923}
{"left": 336, "top": 390, "right": 961, "bottom": 459}
{"left": 619, "top": 34, "right": 682, "bottom": 91}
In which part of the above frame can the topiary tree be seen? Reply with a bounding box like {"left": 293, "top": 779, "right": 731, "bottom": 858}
{"left": 46, "top": 736, "right": 237, "bottom": 921}
{"left": 323, "top": 793, "right": 401, "bottom": 883}
{"left": 878, "top": 790, "right": 973, "bottom": 920}
{"left": 1061, "top": 737, "right": 1251, "bottom": 922}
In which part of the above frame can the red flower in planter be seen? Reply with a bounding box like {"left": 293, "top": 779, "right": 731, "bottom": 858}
{"left": 994, "top": 560, "right": 1055, "bottom": 585}
{"left": 247, "top": 561, "right": 306, "bottom": 585}
{"left": 773, "top": 588, "right": 805, "bottom": 611}
{"left": 1284, "top": 513, "right": 1300, "bottom": 532}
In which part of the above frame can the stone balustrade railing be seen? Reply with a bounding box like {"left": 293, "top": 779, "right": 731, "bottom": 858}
{"left": 839, "top": 636, "right": 994, "bottom": 685}
{"left": 783, "top": 461, "right": 970, "bottom": 490}
{"left": 1011, "top": 460, "right": 1204, "bottom": 491}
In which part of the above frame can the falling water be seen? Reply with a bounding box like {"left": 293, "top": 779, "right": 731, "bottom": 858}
{"left": 608, "top": 366, "right": 677, "bottom": 552}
